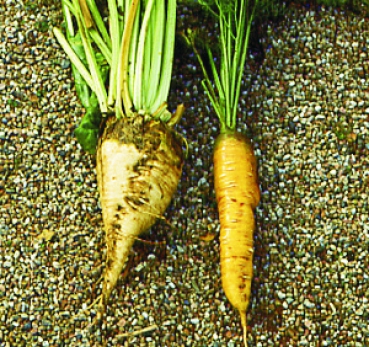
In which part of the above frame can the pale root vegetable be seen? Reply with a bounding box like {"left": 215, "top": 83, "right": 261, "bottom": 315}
{"left": 213, "top": 132, "right": 260, "bottom": 344}
{"left": 54, "top": 0, "right": 183, "bottom": 326}
{"left": 96, "top": 115, "right": 183, "bottom": 317}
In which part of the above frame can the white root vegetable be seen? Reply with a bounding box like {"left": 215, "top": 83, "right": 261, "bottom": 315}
{"left": 95, "top": 115, "right": 183, "bottom": 318}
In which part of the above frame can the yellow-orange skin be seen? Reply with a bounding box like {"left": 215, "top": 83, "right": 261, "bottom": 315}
{"left": 213, "top": 132, "right": 260, "bottom": 340}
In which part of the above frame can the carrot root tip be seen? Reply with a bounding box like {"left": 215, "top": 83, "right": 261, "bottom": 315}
{"left": 243, "top": 325, "right": 248, "bottom": 347}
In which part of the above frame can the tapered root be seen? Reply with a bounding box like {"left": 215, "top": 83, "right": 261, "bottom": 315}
{"left": 240, "top": 310, "right": 248, "bottom": 347}
{"left": 96, "top": 115, "right": 184, "bottom": 318}
{"left": 214, "top": 133, "right": 259, "bottom": 347}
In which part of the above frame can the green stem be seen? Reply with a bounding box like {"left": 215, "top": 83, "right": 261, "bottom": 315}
{"left": 218, "top": 4, "right": 230, "bottom": 130}
{"left": 117, "top": 0, "right": 140, "bottom": 118}
{"left": 58, "top": 0, "right": 177, "bottom": 122}
{"left": 128, "top": 1, "right": 140, "bottom": 104}
{"left": 133, "top": 0, "right": 155, "bottom": 112}
{"left": 146, "top": 0, "right": 164, "bottom": 108}
{"left": 107, "top": 0, "right": 121, "bottom": 107}
{"left": 206, "top": 46, "right": 224, "bottom": 102}
{"left": 89, "top": 28, "right": 112, "bottom": 65}
{"left": 202, "top": 80, "right": 225, "bottom": 132}
{"left": 86, "top": 0, "right": 112, "bottom": 50}
{"left": 142, "top": 5, "right": 152, "bottom": 111}
{"left": 72, "top": 0, "right": 107, "bottom": 112}
{"left": 232, "top": 0, "right": 258, "bottom": 129}
{"left": 184, "top": 29, "right": 225, "bottom": 130}
{"left": 117, "top": 0, "right": 125, "bottom": 38}
{"left": 53, "top": 27, "right": 95, "bottom": 89}
{"left": 190, "top": 0, "right": 258, "bottom": 134}
{"left": 62, "top": 0, "right": 75, "bottom": 37}
{"left": 229, "top": 0, "right": 245, "bottom": 130}
{"left": 150, "top": 0, "right": 176, "bottom": 114}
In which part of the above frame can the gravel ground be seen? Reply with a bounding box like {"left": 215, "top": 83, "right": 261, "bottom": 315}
{"left": 0, "top": 1, "right": 368, "bottom": 347}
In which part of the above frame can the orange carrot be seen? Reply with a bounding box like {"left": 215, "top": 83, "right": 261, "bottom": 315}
{"left": 214, "top": 132, "right": 260, "bottom": 345}
{"left": 187, "top": 0, "right": 261, "bottom": 343}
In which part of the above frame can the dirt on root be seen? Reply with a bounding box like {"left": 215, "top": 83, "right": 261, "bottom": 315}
{"left": 99, "top": 115, "right": 184, "bottom": 167}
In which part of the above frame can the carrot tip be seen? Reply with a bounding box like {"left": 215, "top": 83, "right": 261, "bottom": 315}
{"left": 243, "top": 325, "right": 248, "bottom": 347}
{"left": 240, "top": 311, "right": 248, "bottom": 347}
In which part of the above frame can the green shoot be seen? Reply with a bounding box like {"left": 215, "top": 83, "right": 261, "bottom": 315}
{"left": 53, "top": 27, "right": 95, "bottom": 89}
{"left": 133, "top": 0, "right": 154, "bottom": 112}
{"left": 72, "top": 0, "right": 108, "bottom": 112}
{"left": 107, "top": 0, "right": 122, "bottom": 107}
{"left": 55, "top": 0, "right": 177, "bottom": 118}
{"left": 118, "top": 0, "right": 177, "bottom": 119}
{"left": 149, "top": 0, "right": 176, "bottom": 118}
{"left": 86, "top": 0, "right": 112, "bottom": 50}
{"left": 145, "top": 1, "right": 164, "bottom": 107}
{"left": 186, "top": 0, "right": 259, "bottom": 133}
{"left": 116, "top": 0, "right": 139, "bottom": 118}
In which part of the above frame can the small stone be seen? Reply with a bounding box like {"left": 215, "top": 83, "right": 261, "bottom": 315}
{"left": 3, "top": 261, "right": 12, "bottom": 268}
{"left": 60, "top": 59, "right": 71, "bottom": 69}
{"left": 304, "top": 299, "right": 315, "bottom": 308}
{"left": 195, "top": 158, "right": 203, "bottom": 167}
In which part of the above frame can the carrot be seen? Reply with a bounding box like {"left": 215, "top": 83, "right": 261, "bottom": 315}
{"left": 214, "top": 133, "right": 260, "bottom": 344}
{"left": 186, "top": 0, "right": 265, "bottom": 345}
{"left": 54, "top": 0, "right": 184, "bottom": 323}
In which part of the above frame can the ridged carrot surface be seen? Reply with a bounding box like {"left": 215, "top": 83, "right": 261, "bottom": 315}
{"left": 213, "top": 132, "right": 260, "bottom": 345}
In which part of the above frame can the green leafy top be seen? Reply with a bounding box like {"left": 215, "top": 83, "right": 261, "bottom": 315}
{"left": 185, "top": 0, "right": 258, "bottom": 134}
{"left": 186, "top": 0, "right": 290, "bottom": 133}
{"left": 53, "top": 0, "right": 180, "bottom": 153}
